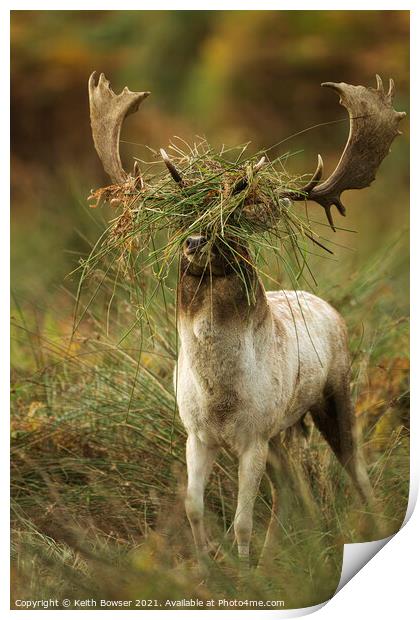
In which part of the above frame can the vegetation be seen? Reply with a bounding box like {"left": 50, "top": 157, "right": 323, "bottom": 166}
{"left": 11, "top": 10, "right": 409, "bottom": 610}
{"left": 83, "top": 138, "right": 331, "bottom": 311}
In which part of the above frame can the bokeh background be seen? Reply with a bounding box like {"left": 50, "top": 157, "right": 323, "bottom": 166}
{"left": 11, "top": 10, "right": 409, "bottom": 609}
{"left": 12, "top": 10, "right": 409, "bottom": 304}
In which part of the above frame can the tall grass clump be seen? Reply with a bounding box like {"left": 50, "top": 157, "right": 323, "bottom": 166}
{"left": 11, "top": 136, "right": 409, "bottom": 609}
{"left": 79, "top": 140, "right": 333, "bottom": 314}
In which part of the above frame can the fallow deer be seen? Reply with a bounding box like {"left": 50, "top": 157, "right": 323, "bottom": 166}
{"left": 88, "top": 73, "right": 405, "bottom": 567}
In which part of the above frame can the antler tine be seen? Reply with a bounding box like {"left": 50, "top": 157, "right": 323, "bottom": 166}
{"left": 88, "top": 72, "right": 150, "bottom": 184}
{"left": 160, "top": 150, "right": 267, "bottom": 191}
{"left": 376, "top": 73, "right": 384, "bottom": 93}
{"left": 253, "top": 156, "right": 267, "bottom": 174}
{"left": 232, "top": 155, "right": 267, "bottom": 194}
{"left": 160, "top": 149, "right": 184, "bottom": 185}
{"left": 282, "top": 75, "right": 406, "bottom": 231}
{"left": 286, "top": 154, "right": 324, "bottom": 200}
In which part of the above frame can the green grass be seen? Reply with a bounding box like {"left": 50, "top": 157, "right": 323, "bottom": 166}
{"left": 10, "top": 10, "right": 409, "bottom": 610}
{"left": 78, "top": 139, "right": 336, "bottom": 318}
{"left": 11, "top": 222, "right": 409, "bottom": 609}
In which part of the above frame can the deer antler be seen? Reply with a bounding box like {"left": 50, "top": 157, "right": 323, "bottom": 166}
{"left": 160, "top": 148, "right": 184, "bottom": 185}
{"left": 283, "top": 75, "right": 406, "bottom": 230}
{"left": 88, "top": 72, "right": 150, "bottom": 184}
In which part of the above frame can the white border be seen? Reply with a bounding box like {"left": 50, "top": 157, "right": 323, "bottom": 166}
{"left": 4, "top": 3, "right": 417, "bottom": 618}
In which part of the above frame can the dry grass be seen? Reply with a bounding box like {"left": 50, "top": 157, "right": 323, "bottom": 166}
{"left": 79, "top": 140, "right": 334, "bottom": 303}
{"left": 11, "top": 228, "right": 409, "bottom": 609}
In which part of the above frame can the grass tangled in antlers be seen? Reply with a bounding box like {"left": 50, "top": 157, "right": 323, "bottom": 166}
{"left": 82, "top": 140, "right": 334, "bottom": 301}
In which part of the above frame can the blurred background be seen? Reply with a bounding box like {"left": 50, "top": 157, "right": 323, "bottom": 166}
{"left": 11, "top": 10, "right": 410, "bottom": 608}
{"left": 11, "top": 10, "right": 409, "bottom": 305}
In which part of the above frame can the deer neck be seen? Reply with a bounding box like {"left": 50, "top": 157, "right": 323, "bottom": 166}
{"left": 177, "top": 258, "right": 272, "bottom": 390}
{"left": 178, "top": 256, "right": 269, "bottom": 325}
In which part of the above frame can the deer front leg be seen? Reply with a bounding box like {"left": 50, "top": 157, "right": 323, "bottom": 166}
{"left": 185, "top": 434, "right": 217, "bottom": 560}
{"left": 234, "top": 441, "right": 269, "bottom": 565}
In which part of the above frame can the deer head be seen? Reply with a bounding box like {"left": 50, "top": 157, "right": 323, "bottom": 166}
{"left": 88, "top": 72, "right": 405, "bottom": 235}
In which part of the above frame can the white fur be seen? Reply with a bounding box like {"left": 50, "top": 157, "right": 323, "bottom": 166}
{"left": 175, "top": 286, "right": 367, "bottom": 564}
{"left": 177, "top": 290, "right": 347, "bottom": 451}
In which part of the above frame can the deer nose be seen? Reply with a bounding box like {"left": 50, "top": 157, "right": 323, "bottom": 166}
{"left": 185, "top": 236, "right": 207, "bottom": 254}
